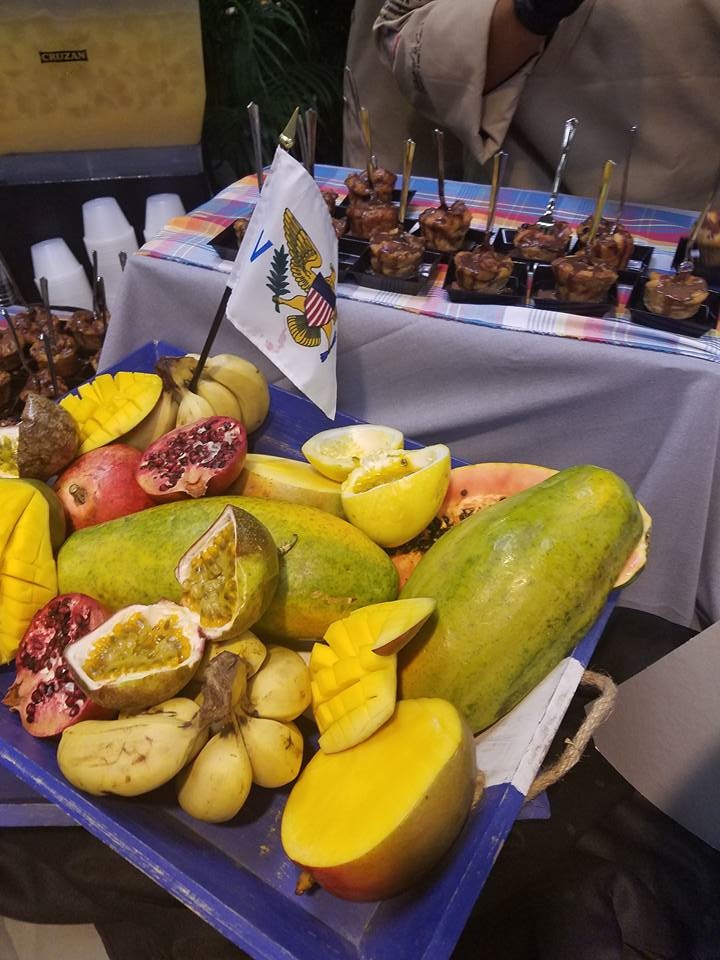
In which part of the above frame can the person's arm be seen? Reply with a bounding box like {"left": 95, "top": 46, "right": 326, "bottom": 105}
{"left": 484, "top": 0, "right": 544, "bottom": 93}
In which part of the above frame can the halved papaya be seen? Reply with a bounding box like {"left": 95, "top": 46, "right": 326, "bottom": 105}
{"left": 388, "top": 462, "right": 557, "bottom": 588}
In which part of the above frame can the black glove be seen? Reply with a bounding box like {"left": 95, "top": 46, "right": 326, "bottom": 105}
{"left": 513, "top": 0, "right": 588, "bottom": 36}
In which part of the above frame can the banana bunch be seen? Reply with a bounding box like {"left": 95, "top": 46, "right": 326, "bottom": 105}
{"left": 57, "top": 698, "right": 208, "bottom": 797}
{"left": 121, "top": 352, "right": 270, "bottom": 451}
{"left": 176, "top": 644, "right": 311, "bottom": 822}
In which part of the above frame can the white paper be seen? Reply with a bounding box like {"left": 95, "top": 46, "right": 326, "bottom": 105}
{"left": 594, "top": 620, "right": 720, "bottom": 851}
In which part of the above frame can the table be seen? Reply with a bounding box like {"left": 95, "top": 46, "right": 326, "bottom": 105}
{"left": 101, "top": 167, "right": 720, "bottom": 630}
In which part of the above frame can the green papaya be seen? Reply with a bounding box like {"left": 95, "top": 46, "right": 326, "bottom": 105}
{"left": 57, "top": 496, "right": 398, "bottom": 641}
{"left": 399, "top": 465, "right": 644, "bottom": 732}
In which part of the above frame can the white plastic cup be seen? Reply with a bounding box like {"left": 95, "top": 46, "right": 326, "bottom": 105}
{"left": 30, "top": 238, "right": 93, "bottom": 309}
{"left": 82, "top": 197, "right": 138, "bottom": 312}
{"left": 144, "top": 192, "right": 185, "bottom": 242}
{"left": 82, "top": 196, "right": 135, "bottom": 244}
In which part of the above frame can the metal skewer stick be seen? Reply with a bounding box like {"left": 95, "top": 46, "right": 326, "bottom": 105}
{"left": 97, "top": 277, "right": 108, "bottom": 334}
{"left": 536, "top": 117, "right": 579, "bottom": 230}
{"left": 278, "top": 107, "right": 300, "bottom": 152}
{"left": 399, "top": 139, "right": 416, "bottom": 224}
{"left": 38, "top": 276, "right": 60, "bottom": 398}
{"left": 119, "top": 251, "right": 128, "bottom": 272}
{"left": 680, "top": 161, "right": 720, "bottom": 272}
{"left": 433, "top": 128, "right": 447, "bottom": 210}
{"left": 247, "top": 101, "right": 264, "bottom": 192}
{"left": 296, "top": 111, "right": 310, "bottom": 172}
{"left": 359, "top": 107, "right": 375, "bottom": 189}
{"left": 344, "top": 65, "right": 363, "bottom": 138}
{"left": 613, "top": 123, "right": 637, "bottom": 233}
{"left": 1, "top": 308, "right": 34, "bottom": 379}
{"left": 484, "top": 150, "right": 508, "bottom": 245}
{"left": 585, "top": 160, "right": 616, "bottom": 248}
{"left": 91, "top": 250, "right": 100, "bottom": 321}
{"left": 305, "top": 107, "right": 317, "bottom": 180}
{"left": 40, "top": 331, "right": 60, "bottom": 399}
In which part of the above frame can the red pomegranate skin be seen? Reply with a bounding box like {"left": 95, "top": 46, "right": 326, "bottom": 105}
{"left": 54, "top": 443, "right": 157, "bottom": 531}
{"left": 136, "top": 416, "right": 247, "bottom": 501}
{"left": 2, "top": 594, "right": 113, "bottom": 738}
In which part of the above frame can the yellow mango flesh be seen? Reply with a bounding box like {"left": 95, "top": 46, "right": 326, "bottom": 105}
{"left": 0, "top": 480, "right": 58, "bottom": 662}
{"left": 60, "top": 372, "right": 162, "bottom": 454}
{"left": 281, "top": 698, "right": 476, "bottom": 901}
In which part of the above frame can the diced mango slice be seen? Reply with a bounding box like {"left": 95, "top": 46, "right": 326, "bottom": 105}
{"left": 60, "top": 372, "right": 163, "bottom": 454}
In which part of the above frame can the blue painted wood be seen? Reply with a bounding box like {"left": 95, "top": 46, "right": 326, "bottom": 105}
{"left": 0, "top": 340, "right": 615, "bottom": 960}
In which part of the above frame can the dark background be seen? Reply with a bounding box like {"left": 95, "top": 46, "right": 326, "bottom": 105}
{"left": 1, "top": 0, "right": 354, "bottom": 304}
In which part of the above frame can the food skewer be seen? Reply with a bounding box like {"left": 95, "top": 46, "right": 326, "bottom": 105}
{"left": 296, "top": 111, "right": 310, "bottom": 173}
{"left": 536, "top": 117, "right": 579, "bottom": 230}
{"left": 97, "top": 277, "right": 108, "bottom": 335}
{"left": 679, "top": 162, "right": 720, "bottom": 273}
{"left": 91, "top": 250, "right": 100, "bottom": 322}
{"left": 484, "top": 151, "right": 508, "bottom": 245}
{"left": 584, "top": 160, "right": 616, "bottom": 248}
{"left": 38, "top": 276, "right": 61, "bottom": 397}
{"left": 344, "top": 65, "right": 363, "bottom": 134}
{"left": 247, "top": 101, "right": 264, "bottom": 193}
{"left": 399, "top": 139, "right": 416, "bottom": 224}
{"left": 612, "top": 123, "right": 637, "bottom": 234}
{"left": 359, "top": 107, "right": 375, "bottom": 188}
{"left": 433, "top": 128, "right": 447, "bottom": 210}
{"left": 305, "top": 108, "right": 317, "bottom": 180}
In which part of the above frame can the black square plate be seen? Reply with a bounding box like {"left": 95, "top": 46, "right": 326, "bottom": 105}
{"left": 628, "top": 276, "right": 718, "bottom": 338}
{"left": 529, "top": 264, "right": 638, "bottom": 318}
{"left": 496, "top": 227, "right": 653, "bottom": 274}
{"left": 348, "top": 245, "right": 442, "bottom": 295}
{"left": 337, "top": 236, "right": 367, "bottom": 282}
{"left": 671, "top": 237, "right": 720, "bottom": 287}
{"left": 444, "top": 258, "right": 528, "bottom": 305}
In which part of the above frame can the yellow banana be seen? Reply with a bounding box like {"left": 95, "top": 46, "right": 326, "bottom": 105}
{"left": 175, "top": 387, "right": 215, "bottom": 428}
{"left": 195, "top": 377, "right": 244, "bottom": 421}
{"left": 57, "top": 698, "right": 205, "bottom": 797}
{"left": 243, "top": 645, "right": 312, "bottom": 722}
{"left": 239, "top": 715, "right": 303, "bottom": 788}
{"left": 201, "top": 354, "right": 270, "bottom": 433}
{"left": 176, "top": 725, "right": 253, "bottom": 822}
{"left": 121, "top": 388, "right": 179, "bottom": 451}
{"left": 164, "top": 355, "right": 198, "bottom": 391}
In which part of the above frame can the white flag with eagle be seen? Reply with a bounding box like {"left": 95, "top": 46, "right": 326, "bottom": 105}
{"left": 226, "top": 146, "right": 339, "bottom": 418}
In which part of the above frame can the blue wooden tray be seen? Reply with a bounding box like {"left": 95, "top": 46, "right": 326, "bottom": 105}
{"left": 0, "top": 340, "right": 616, "bottom": 960}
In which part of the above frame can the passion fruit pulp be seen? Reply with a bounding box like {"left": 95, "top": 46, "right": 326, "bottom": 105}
{"left": 175, "top": 505, "right": 279, "bottom": 641}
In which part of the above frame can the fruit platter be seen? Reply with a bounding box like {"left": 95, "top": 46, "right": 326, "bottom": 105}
{"left": 0, "top": 340, "right": 650, "bottom": 960}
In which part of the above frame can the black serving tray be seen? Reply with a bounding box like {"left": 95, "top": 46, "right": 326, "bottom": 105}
{"left": 529, "top": 264, "right": 638, "bottom": 318}
{"left": 337, "top": 236, "right": 367, "bottom": 282}
{"left": 349, "top": 245, "right": 441, "bottom": 296}
{"left": 444, "top": 257, "right": 527, "bottom": 305}
{"left": 671, "top": 237, "right": 720, "bottom": 288}
{"left": 627, "top": 275, "right": 718, "bottom": 338}
{"left": 495, "top": 227, "right": 653, "bottom": 274}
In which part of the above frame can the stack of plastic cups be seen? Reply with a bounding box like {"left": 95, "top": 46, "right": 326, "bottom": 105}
{"left": 30, "top": 238, "right": 94, "bottom": 309}
{"left": 82, "top": 197, "right": 138, "bottom": 313}
{"left": 144, "top": 192, "right": 185, "bottom": 242}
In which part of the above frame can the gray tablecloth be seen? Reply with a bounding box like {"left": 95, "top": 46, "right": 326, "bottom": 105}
{"left": 102, "top": 254, "right": 720, "bottom": 630}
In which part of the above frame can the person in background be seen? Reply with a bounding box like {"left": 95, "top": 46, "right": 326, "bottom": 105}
{"left": 344, "top": 0, "right": 720, "bottom": 210}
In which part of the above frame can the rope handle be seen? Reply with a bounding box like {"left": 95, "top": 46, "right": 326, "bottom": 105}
{"left": 525, "top": 669, "right": 617, "bottom": 802}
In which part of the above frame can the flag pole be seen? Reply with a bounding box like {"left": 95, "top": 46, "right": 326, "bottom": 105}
{"left": 188, "top": 107, "right": 301, "bottom": 393}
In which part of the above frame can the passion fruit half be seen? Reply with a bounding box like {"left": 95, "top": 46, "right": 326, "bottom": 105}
{"left": 63, "top": 600, "right": 206, "bottom": 711}
{"left": 175, "top": 504, "right": 279, "bottom": 642}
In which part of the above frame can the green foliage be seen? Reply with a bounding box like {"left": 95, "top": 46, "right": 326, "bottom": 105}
{"left": 266, "top": 244, "right": 290, "bottom": 310}
{"left": 200, "top": 0, "right": 352, "bottom": 189}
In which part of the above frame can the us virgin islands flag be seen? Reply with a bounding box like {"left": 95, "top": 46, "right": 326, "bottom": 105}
{"left": 226, "top": 146, "right": 339, "bottom": 418}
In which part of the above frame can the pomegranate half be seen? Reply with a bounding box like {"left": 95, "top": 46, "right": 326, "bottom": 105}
{"left": 136, "top": 416, "right": 247, "bottom": 501}
{"left": 3, "top": 593, "right": 113, "bottom": 737}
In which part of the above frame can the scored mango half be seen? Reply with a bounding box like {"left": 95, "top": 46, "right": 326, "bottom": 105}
{"left": 0, "top": 479, "right": 58, "bottom": 663}
{"left": 60, "top": 371, "right": 163, "bottom": 455}
{"left": 309, "top": 597, "right": 435, "bottom": 754}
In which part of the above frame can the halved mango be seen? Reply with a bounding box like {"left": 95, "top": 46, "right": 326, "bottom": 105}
{"left": 281, "top": 697, "right": 476, "bottom": 901}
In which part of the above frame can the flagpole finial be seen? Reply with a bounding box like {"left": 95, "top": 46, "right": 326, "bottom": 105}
{"left": 278, "top": 107, "right": 300, "bottom": 152}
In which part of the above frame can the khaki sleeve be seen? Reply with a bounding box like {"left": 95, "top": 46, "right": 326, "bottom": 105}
{"left": 374, "top": 0, "right": 539, "bottom": 164}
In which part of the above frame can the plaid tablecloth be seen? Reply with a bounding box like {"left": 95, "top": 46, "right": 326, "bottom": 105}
{"left": 139, "top": 164, "right": 720, "bottom": 364}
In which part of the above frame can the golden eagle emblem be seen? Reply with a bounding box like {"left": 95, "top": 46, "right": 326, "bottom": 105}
{"left": 268, "top": 208, "right": 337, "bottom": 361}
